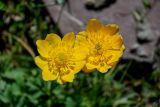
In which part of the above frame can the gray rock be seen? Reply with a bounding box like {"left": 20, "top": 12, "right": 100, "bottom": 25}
{"left": 130, "top": 43, "right": 149, "bottom": 58}
{"left": 43, "top": 0, "right": 160, "bottom": 65}
{"left": 137, "top": 19, "right": 154, "bottom": 43}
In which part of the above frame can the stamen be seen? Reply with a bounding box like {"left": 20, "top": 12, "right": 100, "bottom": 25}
{"left": 95, "top": 43, "right": 102, "bottom": 50}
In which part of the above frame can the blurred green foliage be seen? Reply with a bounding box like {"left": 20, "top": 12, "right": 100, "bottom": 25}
{"left": 0, "top": 0, "right": 160, "bottom": 107}
{"left": 143, "top": 0, "right": 151, "bottom": 9}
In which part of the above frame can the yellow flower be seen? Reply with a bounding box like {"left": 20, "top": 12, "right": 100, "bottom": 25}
{"left": 76, "top": 19, "right": 125, "bottom": 73}
{"left": 35, "top": 32, "right": 86, "bottom": 84}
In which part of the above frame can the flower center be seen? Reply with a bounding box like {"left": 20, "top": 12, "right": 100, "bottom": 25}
{"left": 95, "top": 43, "right": 102, "bottom": 50}
{"left": 94, "top": 43, "right": 103, "bottom": 54}
{"left": 55, "top": 52, "right": 67, "bottom": 66}
{"left": 54, "top": 52, "right": 71, "bottom": 76}
{"left": 48, "top": 52, "right": 71, "bottom": 76}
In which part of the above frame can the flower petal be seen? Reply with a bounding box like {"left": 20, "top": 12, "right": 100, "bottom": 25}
{"left": 121, "top": 44, "right": 126, "bottom": 51}
{"left": 61, "top": 72, "right": 75, "bottom": 82}
{"left": 86, "top": 19, "right": 102, "bottom": 32}
{"left": 35, "top": 56, "right": 48, "bottom": 70}
{"left": 36, "top": 40, "right": 50, "bottom": 58}
{"left": 42, "top": 70, "right": 58, "bottom": 81}
{"left": 106, "top": 50, "right": 123, "bottom": 65}
{"left": 72, "top": 61, "right": 86, "bottom": 73}
{"left": 35, "top": 56, "right": 58, "bottom": 81}
{"left": 97, "top": 62, "right": 111, "bottom": 73}
{"left": 76, "top": 31, "right": 89, "bottom": 53}
{"left": 103, "top": 24, "right": 119, "bottom": 35}
{"left": 82, "top": 65, "right": 95, "bottom": 73}
{"left": 86, "top": 62, "right": 97, "bottom": 70}
{"left": 73, "top": 47, "right": 88, "bottom": 60}
{"left": 110, "top": 34, "right": 123, "bottom": 49}
{"left": 57, "top": 77, "right": 64, "bottom": 84}
{"left": 76, "top": 31, "right": 88, "bottom": 46}
{"left": 45, "top": 33, "right": 61, "bottom": 48}
{"left": 62, "top": 32, "right": 75, "bottom": 49}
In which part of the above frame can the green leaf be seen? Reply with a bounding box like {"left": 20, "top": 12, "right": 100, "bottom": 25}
{"left": 52, "top": 86, "right": 65, "bottom": 100}
{"left": 0, "top": 94, "right": 9, "bottom": 103}
{"left": 0, "top": 1, "right": 5, "bottom": 11}
{"left": 143, "top": 0, "right": 151, "bottom": 8}
{"left": 32, "top": 91, "right": 43, "bottom": 99}
{"left": 152, "top": 69, "right": 160, "bottom": 78}
{"left": 26, "top": 94, "right": 38, "bottom": 105}
{"left": 2, "top": 68, "right": 26, "bottom": 81}
{"left": 66, "top": 97, "right": 76, "bottom": 107}
{"left": 0, "top": 80, "right": 6, "bottom": 91}
{"left": 11, "top": 83, "right": 21, "bottom": 96}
